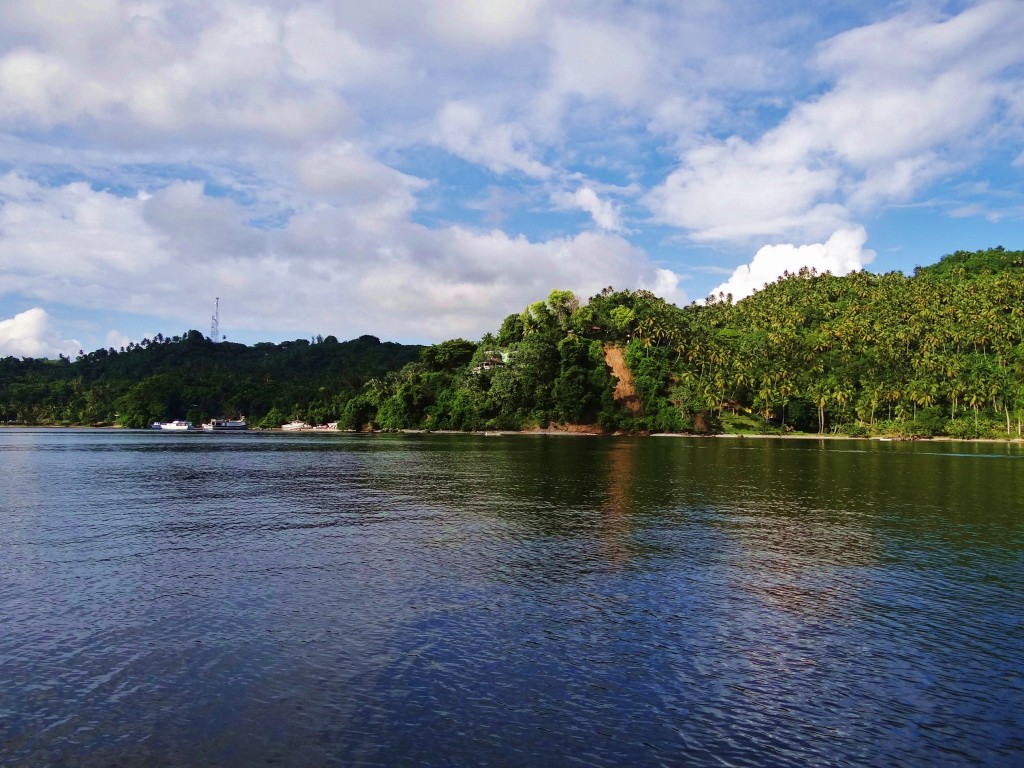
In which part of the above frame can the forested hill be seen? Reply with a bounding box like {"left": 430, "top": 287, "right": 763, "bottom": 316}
{"left": 338, "top": 247, "right": 1024, "bottom": 439}
{"left": 0, "top": 331, "right": 422, "bottom": 427}
{"left": 913, "top": 246, "right": 1024, "bottom": 277}
{"left": 4, "top": 247, "right": 1024, "bottom": 438}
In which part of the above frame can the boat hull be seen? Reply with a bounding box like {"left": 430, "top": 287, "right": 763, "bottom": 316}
{"left": 202, "top": 419, "right": 248, "bottom": 431}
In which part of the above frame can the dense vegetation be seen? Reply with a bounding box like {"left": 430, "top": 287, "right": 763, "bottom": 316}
{"left": 3, "top": 247, "right": 1023, "bottom": 439}
{"left": 0, "top": 331, "right": 421, "bottom": 428}
{"left": 341, "top": 247, "right": 1024, "bottom": 439}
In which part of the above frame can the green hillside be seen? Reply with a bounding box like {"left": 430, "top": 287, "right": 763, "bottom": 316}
{"left": 344, "top": 248, "right": 1024, "bottom": 439}
{"left": 0, "top": 331, "right": 422, "bottom": 428}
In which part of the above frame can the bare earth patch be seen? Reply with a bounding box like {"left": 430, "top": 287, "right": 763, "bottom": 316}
{"left": 604, "top": 345, "right": 641, "bottom": 416}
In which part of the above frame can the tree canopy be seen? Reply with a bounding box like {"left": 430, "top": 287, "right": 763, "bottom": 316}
{"left": 343, "top": 249, "right": 1024, "bottom": 439}
{"left": 0, "top": 332, "right": 422, "bottom": 428}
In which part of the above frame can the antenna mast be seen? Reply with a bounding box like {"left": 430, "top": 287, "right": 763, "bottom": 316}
{"left": 210, "top": 297, "right": 220, "bottom": 343}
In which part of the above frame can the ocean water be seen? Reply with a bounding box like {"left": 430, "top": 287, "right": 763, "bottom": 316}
{"left": 1, "top": 429, "right": 1022, "bottom": 766}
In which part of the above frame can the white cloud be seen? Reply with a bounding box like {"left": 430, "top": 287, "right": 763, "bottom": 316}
{"left": 640, "top": 268, "right": 687, "bottom": 308}
{"left": 2, "top": 0, "right": 125, "bottom": 46}
{"left": 0, "top": 174, "right": 169, "bottom": 311}
{"left": 295, "top": 143, "right": 427, "bottom": 210}
{"left": 425, "top": 0, "right": 546, "bottom": 48}
{"left": 0, "top": 307, "right": 80, "bottom": 358}
{"left": 105, "top": 329, "right": 132, "bottom": 351}
{"left": 0, "top": 174, "right": 683, "bottom": 344}
{"left": 142, "top": 181, "right": 265, "bottom": 259}
{"left": 649, "top": 1, "right": 1024, "bottom": 243}
{"left": 647, "top": 94, "right": 718, "bottom": 138}
{"left": 434, "top": 101, "right": 550, "bottom": 178}
{"left": 647, "top": 134, "right": 846, "bottom": 242}
{"left": 0, "top": 0, "right": 351, "bottom": 140}
{"left": 556, "top": 186, "right": 622, "bottom": 232}
{"left": 709, "top": 227, "right": 876, "bottom": 302}
{"left": 353, "top": 228, "right": 685, "bottom": 339}
{"left": 0, "top": 0, "right": 1021, "bottom": 350}
{"left": 283, "top": 5, "right": 399, "bottom": 85}
{"left": 547, "top": 18, "right": 651, "bottom": 107}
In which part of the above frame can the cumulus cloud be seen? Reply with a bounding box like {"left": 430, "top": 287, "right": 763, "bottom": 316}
{"left": 425, "top": 0, "right": 546, "bottom": 47}
{"left": 0, "top": 174, "right": 169, "bottom": 310}
{"left": 0, "top": 307, "right": 80, "bottom": 358}
{"left": 709, "top": 227, "right": 875, "bottom": 302}
{"left": 0, "top": 0, "right": 352, "bottom": 140}
{"left": 555, "top": 186, "right": 622, "bottom": 231}
{"left": 355, "top": 228, "right": 682, "bottom": 339}
{"left": 142, "top": 181, "right": 265, "bottom": 259}
{"left": 640, "top": 268, "right": 687, "bottom": 308}
{"left": 647, "top": 135, "right": 847, "bottom": 242}
{"left": 547, "top": 18, "right": 650, "bottom": 107}
{"left": 283, "top": 5, "right": 400, "bottom": 85}
{"left": 105, "top": 329, "right": 133, "bottom": 351}
{"left": 434, "top": 101, "right": 550, "bottom": 178}
{"left": 295, "top": 143, "right": 427, "bottom": 215}
{"left": 649, "top": 1, "right": 1024, "bottom": 243}
{"left": 0, "top": 174, "right": 683, "bottom": 344}
{"left": 0, "top": 1, "right": 1021, "bottom": 352}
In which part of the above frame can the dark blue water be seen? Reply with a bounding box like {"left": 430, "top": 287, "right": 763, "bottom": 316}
{"left": 1, "top": 429, "right": 1022, "bottom": 766}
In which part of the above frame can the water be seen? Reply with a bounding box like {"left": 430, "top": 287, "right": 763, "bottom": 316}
{"left": 1, "top": 429, "right": 1022, "bottom": 766}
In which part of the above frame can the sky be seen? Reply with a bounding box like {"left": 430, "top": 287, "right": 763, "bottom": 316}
{"left": 1, "top": 0, "right": 1023, "bottom": 357}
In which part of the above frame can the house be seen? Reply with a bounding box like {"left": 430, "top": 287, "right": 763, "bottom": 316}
{"left": 471, "top": 350, "right": 509, "bottom": 375}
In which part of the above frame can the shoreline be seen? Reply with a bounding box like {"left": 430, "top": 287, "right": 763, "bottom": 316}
{"left": 2, "top": 423, "right": 1022, "bottom": 444}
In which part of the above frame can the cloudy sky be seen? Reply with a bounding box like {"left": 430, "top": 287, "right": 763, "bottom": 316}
{"left": 1, "top": 0, "right": 1022, "bottom": 357}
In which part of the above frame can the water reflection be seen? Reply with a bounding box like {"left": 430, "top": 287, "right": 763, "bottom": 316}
{"left": 1, "top": 430, "right": 1021, "bottom": 766}
{"left": 599, "top": 440, "right": 637, "bottom": 569}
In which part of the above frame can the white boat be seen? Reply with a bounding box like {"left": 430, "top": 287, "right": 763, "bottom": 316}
{"left": 156, "top": 420, "right": 194, "bottom": 431}
{"left": 281, "top": 420, "right": 311, "bottom": 431}
{"left": 202, "top": 418, "right": 248, "bottom": 431}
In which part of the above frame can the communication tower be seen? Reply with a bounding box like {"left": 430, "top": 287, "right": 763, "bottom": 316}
{"left": 210, "top": 297, "right": 220, "bottom": 343}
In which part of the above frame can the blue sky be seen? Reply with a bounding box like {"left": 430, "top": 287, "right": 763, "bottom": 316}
{"left": 1, "top": 0, "right": 1022, "bottom": 357}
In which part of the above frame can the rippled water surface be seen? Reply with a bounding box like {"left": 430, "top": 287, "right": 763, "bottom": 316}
{"left": 1, "top": 429, "right": 1022, "bottom": 766}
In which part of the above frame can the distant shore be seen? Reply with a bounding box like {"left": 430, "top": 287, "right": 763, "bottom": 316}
{"left": 395, "top": 428, "right": 1024, "bottom": 443}
{"left": 3, "top": 423, "right": 1022, "bottom": 443}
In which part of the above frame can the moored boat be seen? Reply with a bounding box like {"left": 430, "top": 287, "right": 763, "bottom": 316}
{"left": 202, "top": 418, "right": 248, "bottom": 431}
{"left": 155, "top": 420, "right": 195, "bottom": 431}
{"left": 281, "top": 420, "right": 310, "bottom": 431}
